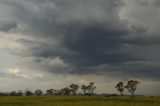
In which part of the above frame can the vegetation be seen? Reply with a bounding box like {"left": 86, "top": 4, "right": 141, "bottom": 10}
{"left": 69, "top": 83, "right": 79, "bottom": 95}
{"left": 81, "top": 82, "right": 96, "bottom": 96}
{"left": 125, "top": 80, "right": 140, "bottom": 96}
{"left": 0, "top": 80, "right": 158, "bottom": 106}
{"left": 0, "top": 80, "right": 140, "bottom": 97}
{"left": 0, "top": 96, "right": 159, "bottom": 106}
{"left": 115, "top": 80, "right": 140, "bottom": 97}
{"left": 116, "top": 82, "right": 125, "bottom": 96}
{"left": 115, "top": 82, "right": 125, "bottom": 96}
{"left": 34, "top": 89, "right": 43, "bottom": 96}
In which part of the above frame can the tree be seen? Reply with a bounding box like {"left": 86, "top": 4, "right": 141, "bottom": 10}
{"left": 69, "top": 84, "right": 79, "bottom": 95}
{"left": 46, "top": 89, "right": 55, "bottom": 96}
{"left": 17, "top": 90, "right": 23, "bottom": 96}
{"left": 10, "top": 91, "right": 17, "bottom": 96}
{"left": 115, "top": 82, "right": 125, "bottom": 96}
{"left": 0, "top": 92, "right": 7, "bottom": 96}
{"left": 34, "top": 89, "right": 43, "bottom": 96}
{"left": 60, "top": 87, "right": 71, "bottom": 95}
{"left": 81, "top": 85, "right": 87, "bottom": 94}
{"left": 54, "top": 90, "right": 62, "bottom": 96}
{"left": 87, "top": 82, "right": 96, "bottom": 95}
{"left": 81, "top": 82, "right": 96, "bottom": 96}
{"left": 25, "top": 90, "right": 33, "bottom": 96}
{"left": 125, "top": 80, "right": 140, "bottom": 96}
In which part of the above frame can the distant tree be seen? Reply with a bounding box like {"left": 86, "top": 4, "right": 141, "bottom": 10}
{"left": 64, "top": 87, "right": 71, "bottom": 95}
{"left": 69, "top": 84, "right": 79, "bottom": 95}
{"left": 115, "top": 82, "right": 125, "bottom": 96}
{"left": 46, "top": 89, "right": 55, "bottom": 96}
{"left": 10, "top": 91, "right": 17, "bottom": 96}
{"left": 34, "top": 89, "right": 43, "bottom": 96}
{"left": 25, "top": 90, "right": 33, "bottom": 96}
{"left": 87, "top": 82, "right": 96, "bottom": 95}
{"left": 17, "top": 90, "right": 23, "bottom": 96}
{"left": 125, "top": 80, "right": 140, "bottom": 96}
{"left": 0, "top": 92, "right": 6, "bottom": 96}
{"left": 53, "top": 90, "right": 61, "bottom": 96}
{"left": 60, "top": 87, "right": 71, "bottom": 95}
{"left": 9, "top": 90, "right": 23, "bottom": 96}
{"left": 3, "top": 92, "right": 9, "bottom": 96}
{"left": 81, "top": 85, "right": 87, "bottom": 94}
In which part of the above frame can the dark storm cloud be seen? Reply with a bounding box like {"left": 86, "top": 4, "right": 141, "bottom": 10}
{"left": 136, "top": 0, "right": 160, "bottom": 7}
{"left": 1, "top": 0, "right": 125, "bottom": 37}
{"left": 0, "top": 20, "right": 17, "bottom": 32}
{"left": 16, "top": 0, "right": 140, "bottom": 66}
{"left": 1, "top": 0, "right": 160, "bottom": 80}
{"left": 61, "top": 24, "right": 137, "bottom": 66}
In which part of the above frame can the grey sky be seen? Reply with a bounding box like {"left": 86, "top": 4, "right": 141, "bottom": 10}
{"left": 0, "top": 0, "right": 160, "bottom": 95}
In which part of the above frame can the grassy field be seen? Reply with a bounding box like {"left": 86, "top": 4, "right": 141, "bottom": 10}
{"left": 0, "top": 96, "right": 159, "bottom": 106}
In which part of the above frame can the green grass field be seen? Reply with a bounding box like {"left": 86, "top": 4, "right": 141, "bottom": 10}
{"left": 0, "top": 96, "right": 159, "bottom": 106}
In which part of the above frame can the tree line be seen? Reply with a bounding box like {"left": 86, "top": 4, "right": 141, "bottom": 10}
{"left": 0, "top": 80, "right": 140, "bottom": 96}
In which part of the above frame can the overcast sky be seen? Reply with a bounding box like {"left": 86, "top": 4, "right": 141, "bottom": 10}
{"left": 0, "top": 0, "right": 160, "bottom": 95}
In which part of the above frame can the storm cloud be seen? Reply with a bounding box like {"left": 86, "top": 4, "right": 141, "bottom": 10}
{"left": 0, "top": 0, "right": 160, "bottom": 94}
{"left": 0, "top": 20, "right": 17, "bottom": 32}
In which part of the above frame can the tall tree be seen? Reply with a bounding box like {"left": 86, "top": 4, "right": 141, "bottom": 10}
{"left": 46, "top": 89, "right": 55, "bottom": 96}
{"left": 25, "top": 90, "right": 33, "bottom": 96}
{"left": 10, "top": 91, "right": 17, "bottom": 96}
{"left": 34, "top": 89, "right": 43, "bottom": 96}
{"left": 81, "top": 85, "right": 87, "bottom": 94}
{"left": 87, "top": 82, "right": 96, "bottom": 95}
{"left": 60, "top": 87, "right": 71, "bottom": 95}
{"left": 17, "top": 90, "right": 23, "bottom": 96}
{"left": 69, "top": 83, "right": 79, "bottom": 95}
{"left": 125, "top": 80, "right": 140, "bottom": 96}
{"left": 115, "top": 82, "right": 125, "bottom": 96}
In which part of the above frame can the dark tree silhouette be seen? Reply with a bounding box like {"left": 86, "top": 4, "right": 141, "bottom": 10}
{"left": 54, "top": 90, "right": 62, "bottom": 96}
{"left": 17, "top": 90, "right": 23, "bottom": 96}
{"left": 69, "top": 83, "right": 79, "bottom": 95}
{"left": 81, "top": 85, "right": 87, "bottom": 94}
{"left": 9, "top": 91, "right": 23, "bottom": 96}
{"left": 46, "top": 89, "right": 55, "bottom": 96}
{"left": 87, "top": 82, "right": 96, "bottom": 95}
{"left": 25, "top": 90, "right": 33, "bottom": 96}
{"left": 115, "top": 82, "right": 125, "bottom": 96}
{"left": 0, "top": 92, "right": 8, "bottom": 96}
{"left": 60, "top": 87, "right": 71, "bottom": 95}
{"left": 125, "top": 80, "right": 140, "bottom": 96}
{"left": 34, "top": 89, "right": 43, "bottom": 96}
{"left": 10, "top": 91, "right": 17, "bottom": 96}
{"left": 81, "top": 82, "right": 96, "bottom": 95}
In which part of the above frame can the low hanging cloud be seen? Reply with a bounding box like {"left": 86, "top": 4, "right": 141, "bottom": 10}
{"left": 8, "top": 68, "right": 31, "bottom": 79}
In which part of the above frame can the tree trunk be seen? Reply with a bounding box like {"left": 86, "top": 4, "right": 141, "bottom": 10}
{"left": 82, "top": 90, "right": 86, "bottom": 95}
{"left": 91, "top": 89, "right": 94, "bottom": 95}
{"left": 120, "top": 92, "right": 123, "bottom": 96}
